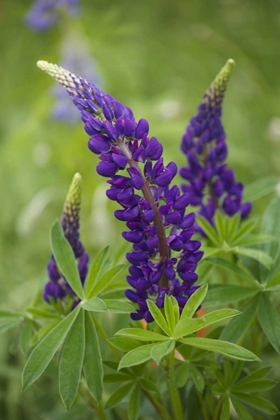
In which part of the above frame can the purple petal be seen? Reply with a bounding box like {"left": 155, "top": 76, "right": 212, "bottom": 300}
{"left": 97, "top": 161, "right": 118, "bottom": 177}
{"left": 135, "top": 119, "right": 149, "bottom": 139}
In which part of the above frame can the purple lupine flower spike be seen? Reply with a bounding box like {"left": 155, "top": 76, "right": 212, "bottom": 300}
{"left": 25, "top": 0, "right": 79, "bottom": 31}
{"left": 37, "top": 61, "right": 203, "bottom": 322}
{"left": 44, "top": 173, "right": 89, "bottom": 303}
{"left": 180, "top": 59, "right": 252, "bottom": 231}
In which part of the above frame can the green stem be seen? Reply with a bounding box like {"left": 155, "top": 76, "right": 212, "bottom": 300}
{"left": 93, "top": 314, "right": 172, "bottom": 419}
{"left": 166, "top": 349, "right": 184, "bottom": 420}
{"left": 79, "top": 384, "right": 107, "bottom": 420}
{"left": 92, "top": 314, "right": 121, "bottom": 360}
{"left": 142, "top": 389, "right": 173, "bottom": 420}
{"left": 213, "top": 396, "right": 224, "bottom": 420}
{"left": 197, "top": 391, "right": 209, "bottom": 420}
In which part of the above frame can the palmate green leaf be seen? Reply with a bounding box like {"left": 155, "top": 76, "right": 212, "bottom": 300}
{"left": 104, "top": 382, "right": 132, "bottom": 410}
{"left": 31, "top": 320, "right": 60, "bottom": 347}
{"left": 233, "top": 379, "right": 276, "bottom": 393}
{"left": 260, "top": 197, "right": 280, "bottom": 282}
{"left": 0, "top": 316, "right": 21, "bottom": 335}
{"left": 51, "top": 221, "right": 84, "bottom": 299}
{"left": 116, "top": 328, "right": 169, "bottom": 342}
{"left": 206, "top": 257, "right": 257, "bottom": 283}
{"left": 83, "top": 311, "right": 103, "bottom": 403}
{"left": 59, "top": 309, "right": 85, "bottom": 409}
{"left": 175, "top": 363, "right": 190, "bottom": 388}
{"left": 230, "top": 396, "right": 254, "bottom": 420}
{"left": 22, "top": 305, "right": 80, "bottom": 390}
{"left": 104, "top": 373, "right": 133, "bottom": 383}
{"left": 267, "top": 271, "right": 280, "bottom": 287}
{"left": 27, "top": 307, "right": 62, "bottom": 319}
{"left": 21, "top": 319, "right": 35, "bottom": 354}
{"left": 203, "top": 285, "right": 259, "bottom": 307}
{"left": 220, "top": 295, "right": 259, "bottom": 343}
{"left": 174, "top": 309, "right": 240, "bottom": 339}
{"left": 89, "top": 264, "right": 126, "bottom": 298}
{"left": 243, "top": 176, "right": 279, "bottom": 203}
{"left": 226, "top": 213, "right": 241, "bottom": 242}
{"left": 190, "top": 365, "right": 205, "bottom": 393}
{"left": 220, "top": 396, "right": 230, "bottom": 420}
{"left": 201, "top": 246, "right": 221, "bottom": 259}
{"left": 233, "top": 365, "right": 272, "bottom": 385}
{"left": 232, "top": 246, "right": 273, "bottom": 270}
{"left": 230, "top": 219, "right": 257, "bottom": 245}
{"left": 214, "top": 211, "right": 226, "bottom": 239}
{"left": 81, "top": 297, "right": 107, "bottom": 312}
{"left": 181, "top": 284, "right": 208, "bottom": 320}
{"left": 258, "top": 293, "right": 280, "bottom": 353}
{"left": 139, "top": 378, "right": 158, "bottom": 393}
{"left": 261, "top": 196, "right": 280, "bottom": 259}
{"left": 233, "top": 392, "right": 279, "bottom": 415}
{"left": 128, "top": 385, "right": 141, "bottom": 420}
{"left": 196, "top": 215, "right": 220, "bottom": 246}
{"left": 179, "top": 337, "right": 259, "bottom": 361}
{"left": 196, "top": 260, "right": 214, "bottom": 282}
{"left": 84, "top": 245, "right": 110, "bottom": 299}
{"left": 118, "top": 344, "right": 156, "bottom": 370}
{"left": 146, "top": 300, "right": 171, "bottom": 336}
{"left": 102, "top": 299, "right": 134, "bottom": 313}
{"left": 150, "top": 339, "right": 175, "bottom": 364}
{"left": 237, "top": 234, "right": 274, "bottom": 247}
{"left": 164, "top": 295, "right": 179, "bottom": 333}
{"left": 108, "top": 336, "right": 142, "bottom": 352}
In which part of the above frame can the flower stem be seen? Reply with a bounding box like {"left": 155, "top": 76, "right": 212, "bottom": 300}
{"left": 166, "top": 349, "right": 184, "bottom": 420}
{"left": 117, "top": 138, "right": 169, "bottom": 287}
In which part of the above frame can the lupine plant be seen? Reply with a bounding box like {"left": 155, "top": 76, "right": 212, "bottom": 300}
{"left": 2, "top": 59, "right": 280, "bottom": 420}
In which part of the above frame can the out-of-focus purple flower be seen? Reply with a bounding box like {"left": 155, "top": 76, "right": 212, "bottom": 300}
{"left": 44, "top": 173, "right": 89, "bottom": 303}
{"left": 25, "top": 0, "right": 79, "bottom": 31}
{"left": 38, "top": 61, "right": 203, "bottom": 321}
{"left": 180, "top": 59, "right": 252, "bottom": 231}
{"left": 52, "top": 36, "right": 103, "bottom": 122}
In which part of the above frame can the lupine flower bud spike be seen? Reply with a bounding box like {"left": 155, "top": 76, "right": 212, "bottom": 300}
{"left": 38, "top": 60, "right": 203, "bottom": 321}
{"left": 44, "top": 173, "right": 89, "bottom": 303}
{"left": 180, "top": 59, "right": 252, "bottom": 231}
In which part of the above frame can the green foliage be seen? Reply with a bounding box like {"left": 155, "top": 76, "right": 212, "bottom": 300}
{"left": 83, "top": 311, "right": 104, "bottom": 403}
{"left": 2, "top": 3, "right": 280, "bottom": 416}
{"left": 116, "top": 291, "right": 259, "bottom": 371}
{"left": 22, "top": 305, "right": 81, "bottom": 390}
{"left": 198, "top": 212, "right": 274, "bottom": 269}
{"left": 59, "top": 309, "right": 85, "bottom": 409}
{"left": 212, "top": 361, "right": 278, "bottom": 418}
{"left": 51, "top": 221, "right": 84, "bottom": 299}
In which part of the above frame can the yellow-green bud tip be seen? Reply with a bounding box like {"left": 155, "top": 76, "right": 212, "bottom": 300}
{"left": 37, "top": 60, "right": 76, "bottom": 90}
{"left": 64, "top": 173, "right": 82, "bottom": 215}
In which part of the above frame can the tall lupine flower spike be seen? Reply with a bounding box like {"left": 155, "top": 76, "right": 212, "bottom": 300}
{"left": 180, "top": 59, "right": 252, "bottom": 231}
{"left": 44, "top": 173, "right": 89, "bottom": 303}
{"left": 37, "top": 61, "right": 203, "bottom": 322}
{"left": 25, "top": 0, "right": 79, "bottom": 31}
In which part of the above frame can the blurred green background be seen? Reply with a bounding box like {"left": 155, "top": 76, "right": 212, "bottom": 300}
{"left": 1, "top": 0, "right": 280, "bottom": 418}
